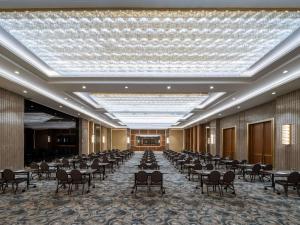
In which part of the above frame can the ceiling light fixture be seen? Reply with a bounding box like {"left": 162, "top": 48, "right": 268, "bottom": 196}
{"left": 23, "top": 90, "right": 27, "bottom": 94}
{"left": 64, "top": 97, "right": 68, "bottom": 100}
{"left": 167, "top": 86, "right": 171, "bottom": 90}
{"left": 237, "top": 106, "right": 241, "bottom": 109}
{"left": 210, "top": 86, "right": 214, "bottom": 90}
{"left": 2, "top": 10, "right": 299, "bottom": 77}
{"left": 272, "top": 92, "right": 277, "bottom": 95}
{"left": 14, "top": 70, "right": 19, "bottom": 74}
{"left": 0, "top": 68, "right": 117, "bottom": 127}
{"left": 59, "top": 105, "right": 63, "bottom": 108}
{"left": 82, "top": 85, "right": 86, "bottom": 89}
{"left": 283, "top": 70, "right": 288, "bottom": 74}
{"left": 125, "top": 86, "right": 128, "bottom": 89}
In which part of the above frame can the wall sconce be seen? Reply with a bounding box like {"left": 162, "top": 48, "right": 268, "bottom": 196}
{"left": 47, "top": 136, "right": 51, "bottom": 143}
{"left": 166, "top": 137, "right": 169, "bottom": 144}
{"left": 102, "top": 136, "right": 105, "bottom": 144}
{"left": 127, "top": 137, "right": 130, "bottom": 144}
{"left": 282, "top": 124, "right": 291, "bottom": 145}
{"left": 210, "top": 134, "right": 215, "bottom": 145}
{"left": 207, "top": 137, "right": 211, "bottom": 145}
{"left": 91, "top": 134, "right": 95, "bottom": 144}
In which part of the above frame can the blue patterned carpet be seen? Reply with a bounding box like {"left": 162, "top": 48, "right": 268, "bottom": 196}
{"left": 0, "top": 152, "right": 299, "bottom": 225}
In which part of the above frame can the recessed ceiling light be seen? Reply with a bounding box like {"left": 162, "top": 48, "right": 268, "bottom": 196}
{"left": 23, "top": 90, "right": 28, "bottom": 94}
{"left": 125, "top": 86, "right": 128, "bottom": 89}
{"left": 210, "top": 86, "right": 214, "bottom": 90}
{"left": 82, "top": 85, "right": 86, "bottom": 89}
{"left": 64, "top": 97, "right": 68, "bottom": 100}
{"left": 283, "top": 70, "right": 288, "bottom": 74}
{"left": 237, "top": 106, "right": 241, "bottom": 109}
{"left": 167, "top": 85, "right": 171, "bottom": 90}
{"left": 59, "top": 105, "right": 63, "bottom": 108}
{"left": 232, "top": 97, "right": 236, "bottom": 101}
{"left": 272, "top": 92, "right": 276, "bottom": 95}
{"left": 78, "top": 113, "right": 80, "bottom": 116}
{"left": 14, "top": 71, "right": 19, "bottom": 74}
{"left": 218, "top": 113, "right": 222, "bottom": 116}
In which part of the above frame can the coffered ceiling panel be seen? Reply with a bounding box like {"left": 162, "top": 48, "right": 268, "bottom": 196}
{"left": 0, "top": 10, "right": 299, "bottom": 77}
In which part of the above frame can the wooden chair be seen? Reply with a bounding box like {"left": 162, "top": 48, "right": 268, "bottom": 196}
{"left": 220, "top": 171, "right": 236, "bottom": 195}
{"left": 276, "top": 172, "right": 299, "bottom": 196}
{"left": 150, "top": 171, "right": 165, "bottom": 195}
{"left": 132, "top": 171, "right": 148, "bottom": 195}
{"left": 203, "top": 171, "right": 222, "bottom": 196}
{"left": 69, "top": 170, "right": 88, "bottom": 195}
{"left": 2, "top": 169, "right": 27, "bottom": 194}
{"left": 55, "top": 169, "right": 71, "bottom": 194}
{"left": 245, "top": 164, "right": 262, "bottom": 182}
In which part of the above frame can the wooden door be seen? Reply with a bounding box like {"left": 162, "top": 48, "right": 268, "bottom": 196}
{"left": 248, "top": 121, "right": 272, "bottom": 164}
{"left": 222, "top": 127, "right": 235, "bottom": 159}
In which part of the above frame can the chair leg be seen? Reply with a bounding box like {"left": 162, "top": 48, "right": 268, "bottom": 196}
{"left": 284, "top": 185, "right": 288, "bottom": 197}
{"left": 218, "top": 185, "right": 222, "bottom": 196}
{"left": 206, "top": 185, "right": 209, "bottom": 196}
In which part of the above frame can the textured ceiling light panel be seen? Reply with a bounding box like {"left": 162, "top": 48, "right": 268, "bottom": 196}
{"left": 90, "top": 93, "right": 208, "bottom": 128}
{"left": 0, "top": 10, "right": 299, "bottom": 77}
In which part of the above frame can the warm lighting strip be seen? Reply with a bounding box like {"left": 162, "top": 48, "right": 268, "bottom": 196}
{"left": 0, "top": 10, "right": 299, "bottom": 77}
{"left": 88, "top": 93, "right": 208, "bottom": 128}
{"left": 282, "top": 124, "right": 291, "bottom": 145}
{"left": 182, "top": 70, "right": 300, "bottom": 128}
{"left": 0, "top": 68, "right": 118, "bottom": 128}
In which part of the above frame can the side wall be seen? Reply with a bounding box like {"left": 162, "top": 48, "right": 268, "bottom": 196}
{"left": 112, "top": 129, "right": 127, "bottom": 150}
{"left": 0, "top": 88, "right": 24, "bottom": 169}
{"left": 169, "top": 129, "right": 183, "bottom": 152}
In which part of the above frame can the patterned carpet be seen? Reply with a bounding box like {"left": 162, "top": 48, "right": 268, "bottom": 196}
{"left": 0, "top": 152, "right": 299, "bottom": 225}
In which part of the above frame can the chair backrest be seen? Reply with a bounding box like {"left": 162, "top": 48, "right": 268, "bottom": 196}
{"left": 252, "top": 164, "right": 261, "bottom": 173}
{"left": 287, "top": 172, "right": 299, "bottom": 184}
{"left": 30, "top": 162, "right": 39, "bottom": 169}
{"left": 150, "top": 171, "right": 162, "bottom": 184}
{"left": 264, "top": 164, "right": 273, "bottom": 171}
{"left": 136, "top": 171, "right": 148, "bottom": 183}
{"left": 56, "top": 169, "right": 68, "bottom": 182}
{"left": 79, "top": 162, "right": 88, "bottom": 169}
{"left": 92, "top": 158, "right": 100, "bottom": 164}
{"left": 240, "top": 160, "right": 247, "bottom": 164}
{"left": 208, "top": 171, "right": 221, "bottom": 184}
{"left": 91, "top": 162, "right": 99, "bottom": 170}
{"left": 231, "top": 160, "right": 239, "bottom": 166}
{"left": 62, "top": 158, "right": 69, "bottom": 164}
{"left": 206, "top": 163, "right": 214, "bottom": 170}
{"left": 193, "top": 159, "right": 200, "bottom": 165}
{"left": 223, "top": 171, "right": 235, "bottom": 183}
{"left": 194, "top": 163, "right": 202, "bottom": 170}
{"left": 40, "top": 162, "right": 49, "bottom": 171}
{"left": 2, "top": 169, "right": 15, "bottom": 181}
{"left": 70, "top": 170, "right": 82, "bottom": 182}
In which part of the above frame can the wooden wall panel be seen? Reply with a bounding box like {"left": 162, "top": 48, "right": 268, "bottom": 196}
{"left": 112, "top": 129, "right": 127, "bottom": 150}
{"left": 130, "top": 129, "right": 166, "bottom": 151}
{"left": 79, "top": 119, "right": 89, "bottom": 155}
{"left": 169, "top": 129, "right": 183, "bottom": 152}
{"left": 276, "top": 90, "right": 300, "bottom": 170}
{"left": 222, "top": 127, "right": 236, "bottom": 159}
{"left": 89, "top": 121, "right": 94, "bottom": 153}
{"left": 0, "top": 88, "right": 24, "bottom": 170}
{"left": 101, "top": 126, "right": 108, "bottom": 151}
{"left": 219, "top": 101, "right": 275, "bottom": 161}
